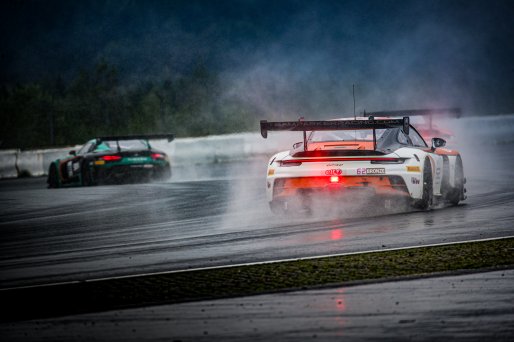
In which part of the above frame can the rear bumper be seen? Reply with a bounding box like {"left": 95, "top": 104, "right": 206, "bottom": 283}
{"left": 94, "top": 163, "right": 170, "bottom": 183}
{"left": 271, "top": 175, "right": 410, "bottom": 201}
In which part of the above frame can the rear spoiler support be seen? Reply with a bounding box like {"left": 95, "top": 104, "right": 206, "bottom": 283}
{"left": 260, "top": 117, "right": 409, "bottom": 151}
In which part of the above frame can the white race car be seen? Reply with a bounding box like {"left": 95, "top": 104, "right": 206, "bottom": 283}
{"left": 261, "top": 113, "right": 466, "bottom": 214}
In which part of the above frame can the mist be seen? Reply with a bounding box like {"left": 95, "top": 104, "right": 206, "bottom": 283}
{"left": 1, "top": 0, "right": 513, "bottom": 119}
{"left": 221, "top": 0, "right": 514, "bottom": 119}
{"left": 2, "top": 0, "right": 513, "bottom": 224}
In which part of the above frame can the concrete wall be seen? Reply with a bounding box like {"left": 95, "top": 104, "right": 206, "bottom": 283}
{"left": 1, "top": 114, "right": 512, "bottom": 179}
{"left": 0, "top": 149, "right": 19, "bottom": 178}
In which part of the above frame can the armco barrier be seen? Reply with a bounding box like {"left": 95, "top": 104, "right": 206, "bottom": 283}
{"left": 172, "top": 135, "right": 245, "bottom": 164}
{"left": 16, "top": 150, "right": 45, "bottom": 177}
{"left": 1, "top": 114, "right": 512, "bottom": 179}
{"left": 0, "top": 149, "right": 19, "bottom": 179}
{"left": 42, "top": 148, "right": 78, "bottom": 174}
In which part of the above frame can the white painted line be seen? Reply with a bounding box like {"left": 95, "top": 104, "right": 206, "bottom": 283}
{"left": 2, "top": 235, "right": 513, "bottom": 292}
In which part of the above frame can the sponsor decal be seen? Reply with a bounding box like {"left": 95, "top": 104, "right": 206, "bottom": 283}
{"left": 130, "top": 164, "right": 153, "bottom": 168}
{"left": 326, "top": 163, "right": 344, "bottom": 167}
{"left": 357, "top": 167, "right": 385, "bottom": 175}
{"left": 325, "top": 169, "right": 343, "bottom": 176}
{"left": 411, "top": 177, "right": 420, "bottom": 184}
{"left": 127, "top": 157, "right": 148, "bottom": 162}
{"left": 406, "top": 166, "right": 421, "bottom": 172}
{"left": 66, "top": 162, "right": 73, "bottom": 177}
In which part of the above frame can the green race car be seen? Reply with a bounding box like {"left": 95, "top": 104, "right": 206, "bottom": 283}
{"left": 47, "top": 134, "right": 173, "bottom": 188}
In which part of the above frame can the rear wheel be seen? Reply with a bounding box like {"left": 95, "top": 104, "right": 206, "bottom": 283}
{"left": 154, "top": 165, "right": 171, "bottom": 182}
{"left": 161, "top": 165, "right": 172, "bottom": 180}
{"left": 270, "top": 200, "right": 288, "bottom": 215}
{"left": 47, "top": 164, "right": 59, "bottom": 188}
{"left": 413, "top": 158, "right": 433, "bottom": 210}
{"left": 446, "top": 155, "right": 464, "bottom": 205}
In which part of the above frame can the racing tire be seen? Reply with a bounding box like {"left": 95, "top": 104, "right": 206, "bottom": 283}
{"left": 446, "top": 155, "right": 464, "bottom": 206}
{"left": 47, "top": 164, "right": 59, "bottom": 188}
{"left": 155, "top": 165, "right": 172, "bottom": 182}
{"left": 413, "top": 158, "right": 433, "bottom": 210}
{"left": 81, "top": 160, "right": 94, "bottom": 186}
{"left": 269, "top": 200, "right": 288, "bottom": 215}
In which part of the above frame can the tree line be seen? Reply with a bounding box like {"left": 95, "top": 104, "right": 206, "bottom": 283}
{"left": 0, "top": 61, "right": 259, "bottom": 149}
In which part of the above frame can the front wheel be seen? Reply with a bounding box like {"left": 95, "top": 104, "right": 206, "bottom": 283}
{"left": 47, "top": 164, "right": 59, "bottom": 188}
{"left": 412, "top": 158, "right": 433, "bottom": 210}
{"left": 81, "top": 160, "right": 94, "bottom": 186}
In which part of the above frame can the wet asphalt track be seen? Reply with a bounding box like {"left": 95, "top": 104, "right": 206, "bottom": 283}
{"left": 1, "top": 139, "right": 513, "bottom": 289}
{"left": 2, "top": 269, "right": 512, "bottom": 341}
{"left": 1, "top": 133, "right": 514, "bottom": 341}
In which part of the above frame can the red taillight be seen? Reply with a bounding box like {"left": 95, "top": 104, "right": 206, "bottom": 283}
{"left": 282, "top": 157, "right": 403, "bottom": 163}
{"left": 330, "top": 176, "right": 340, "bottom": 183}
{"left": 151, "top": 153, "right": 165, "bottom": 160}
{"left": 101, "top": 155, "right": 122, "bottom": 161}
{"left": 279, "top": 161, "right": 302, "bottom": 167}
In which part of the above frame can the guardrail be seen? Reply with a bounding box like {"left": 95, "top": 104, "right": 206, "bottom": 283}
{"left": 1, "top": 114, "right": 513, "bottom": 179}
{"left": 0, "top": 132, "right": 297, "bottom": 179}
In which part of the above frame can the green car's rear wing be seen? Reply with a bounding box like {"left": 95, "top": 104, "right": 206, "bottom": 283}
{"left": 260, "top": 117, "right": 409, "bottom": 151}
{"left": 97, "top": 134, "right": 175, "bottom": 142}
{"left": 96, "top": 134, "right": 174, "bottom": 152}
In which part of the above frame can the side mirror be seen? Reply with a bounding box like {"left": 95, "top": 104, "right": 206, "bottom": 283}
{"left": 69, "top": 150, "right": 76, "bottom": 156}
{"left": 293, "top": 142, "right": 303, "bottom": 149}
{"left": 431, "top": 137, "right": 446, "bottom": 150}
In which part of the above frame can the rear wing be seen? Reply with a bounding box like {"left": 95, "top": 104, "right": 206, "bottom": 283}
{"left": 365, "top": 108, "right": 461, "bottom": 118}
{"left": 97, "top": 134, "right": 175, "bottom": 142}
{"left": 364, "top": 108, "right": 461, "bottom": 132}
{"left": 260, "top": 117, "right": 410, "bottom": 151}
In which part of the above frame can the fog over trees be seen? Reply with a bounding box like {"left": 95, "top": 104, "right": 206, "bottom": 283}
{"left": 1, "top": 0, "right": 513, "bottom": 148}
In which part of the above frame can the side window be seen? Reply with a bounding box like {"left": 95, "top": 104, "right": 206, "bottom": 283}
{"left": 409, "top": 128, "right": 428, "bottom": 147}
{"left": 397, "top": 130, "right": 411, "bottom": 145}
{"left": 77, "top": 141, "right": 93, "bottom": 155}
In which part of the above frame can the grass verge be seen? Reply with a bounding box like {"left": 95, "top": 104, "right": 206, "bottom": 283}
{"left": 2, "top": 237, "right": 514, "bottom": 321}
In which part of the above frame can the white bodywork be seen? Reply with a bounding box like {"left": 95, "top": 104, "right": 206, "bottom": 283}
{"left": 265, "top": 138, "right": 464, "bottom": 209}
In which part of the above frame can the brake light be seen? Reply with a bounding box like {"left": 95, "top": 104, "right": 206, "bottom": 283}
{"left": 370, "top": 158, "right": 407, "bottom": 164}
{"left": 282, "top": 157, "right": 405, "bottom": 164}
{"left": 279, "top": 161, "right": 302, "bottom": 167}
{"left": 330, "top": 176, "right": 340, "bottom": 183}
{"left": 151, "top": 153, "right": 165, "bottom": 160}
{"left": 101, "top": 155, "right": 122, "bottom": 161}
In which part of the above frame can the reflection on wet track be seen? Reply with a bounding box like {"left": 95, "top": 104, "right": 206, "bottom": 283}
{"left": 1, "top": 141, "right": 514, "bottom": 288}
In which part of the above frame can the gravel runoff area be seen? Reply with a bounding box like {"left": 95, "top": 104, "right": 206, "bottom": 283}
{"left": 1, "top": 237, "right": 513, "bottom": 322}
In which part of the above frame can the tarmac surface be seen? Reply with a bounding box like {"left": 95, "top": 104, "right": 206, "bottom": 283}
{"left": 1, "top": 269, "right": 513, "bottom": 341}
{"left": 1, "top": 138, "right": 514, "bottom": 288}
{"left": 1, "top": 123, "right": 513, "bottom": 340}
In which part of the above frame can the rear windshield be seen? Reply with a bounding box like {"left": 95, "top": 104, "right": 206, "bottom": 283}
{"left": 309, "top": 129, "right": 387, "bottom": 142}
{"left": 94, "top": 139, "right": 149, "bottom": 152}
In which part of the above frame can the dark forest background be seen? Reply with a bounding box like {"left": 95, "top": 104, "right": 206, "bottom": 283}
{"left": 1, "top": 0, "right": 513, "bottom": 149}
